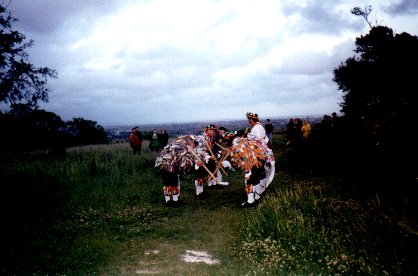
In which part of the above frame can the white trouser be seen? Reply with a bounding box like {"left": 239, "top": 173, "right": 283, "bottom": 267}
{"left": 247, "top": 192, "right": 255, "bottom": 204}
{"left": 253, "top": 184, "right": 261, "bottom": 200}
{"left": 195, "top": 180, "right": 204, "bottom": 195}
{"left": 164, "top": 195, "right": 171, "bottom": 203}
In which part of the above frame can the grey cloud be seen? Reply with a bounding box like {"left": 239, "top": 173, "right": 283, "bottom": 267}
{"left": 8, "top": 0, "right": 123, "bottom": 34}
{"left": 282, "top": 0, "right": 363, "bottom": 34}
{"left": 384, "top": 0, "right": 418, "bottom": 15}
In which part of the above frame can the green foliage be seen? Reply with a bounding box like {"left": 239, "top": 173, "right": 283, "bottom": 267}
{"left": 0, "top": 5, "right": 109, "bottom": 153}
{"left": 351, "top": 5, "right": 374, "bottom": 28}
{"left": 0, "top": 106, "right": 66, "bottom": 152}
{"left": 0, "top": 109, "right": 109, "bottom": 153}
{"left": 333, "top": 25, "right": 418, "bottom": 134}
{"left": 332, "top": 19, "right": 418, "bottom": 191}
{"left": 1, "top": 143, "right": 169, "bottom": 274}
{"left": 0, "top": 4, "right": 57, "bottom": 109}
{"left": 233, "top": 173, "right": 418, "bottom": 274}
{"left": 65, "top": 117, "right": 109, "bottom": 147}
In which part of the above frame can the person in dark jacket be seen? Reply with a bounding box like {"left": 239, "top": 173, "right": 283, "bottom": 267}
{"left": 159, "top": 128, "right": 169, "bottom": 149}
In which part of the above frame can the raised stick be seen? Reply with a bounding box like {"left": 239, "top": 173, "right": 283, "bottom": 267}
{"left": 203, "top": 140, "right": 228, "bottom": 176}
{"left": 209, "top": 149, "right": 231, "bottom": 181}
{"left": 186, "top": 145, "right": 219, "bottom": 184}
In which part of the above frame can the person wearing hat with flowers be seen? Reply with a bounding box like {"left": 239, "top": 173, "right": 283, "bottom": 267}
{"left": 246, "top": 112, "right": 269, "bottom": 144}
{"left": 241, "top": 112, "right": 271, "bottom": 207}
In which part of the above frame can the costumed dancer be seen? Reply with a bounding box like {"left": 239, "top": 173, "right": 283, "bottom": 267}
{"left": 191, "top": 139, "right": 209, "bottom": 196}
{"left": 203, "top": 124, "right": 229, "bottom": 187}
{"left": 160, "top": 169, "right": 180, "bottom": 205}
{"left": 234, "top": 112, "right": 275, "bottom": 206}
{"left": 246, "top": 112, "right": 276, "bottom": 196}
{"left": 230, "top": 136, "right": 270, "bottom": 206}
{"left": 188, "top": 133, "right": 216, "bottom": 197}
{"left": 155, "top": 135, "right": 198, "bottom": 205}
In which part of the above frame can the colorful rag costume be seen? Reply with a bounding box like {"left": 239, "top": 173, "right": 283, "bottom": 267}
{"left": 155, "top": 135, "right": 199, "bottom": 203}
{"left": 155, "top": 135, "right": 210, "bottom": 201}
{"left": 235, "top": 112, "right": 276, "bottom": 205}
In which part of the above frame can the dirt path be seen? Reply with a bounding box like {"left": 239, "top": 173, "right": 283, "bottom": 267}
{"left": 102, "top": 174, "right": 253, "bottom": 275}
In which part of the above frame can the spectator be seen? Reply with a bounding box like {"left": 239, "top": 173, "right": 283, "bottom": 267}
{"left": 264, "top": 119, "right": 274, "bottom": 148}
{"left": 286, "top": 118, "right": 296, "bottom": 146}
{"left": 128, "top": 127, "right": 142, "bottom": 155}
{"left": 301, "top": 120, "right": 312, "bottom": 139}
{"left": 159, "top": 128, "right": 169, "bottom": 148}
{"left": 149, "top": 129, "right": 160, "bottom": 152}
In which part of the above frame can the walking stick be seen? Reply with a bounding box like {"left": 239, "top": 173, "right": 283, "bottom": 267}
{"left": 210, "top": 149, "right": 231, "bottom": 181}
{"left": 203, "top": 140, "right": 228, "bottom": 176}
{"left": 214, "top": 142, "right": 227, "bottom": 151}
{"left": 186, "top": 145, "right": 219, "bottom": 184}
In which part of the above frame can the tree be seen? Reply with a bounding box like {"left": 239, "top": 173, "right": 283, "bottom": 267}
{"left": 336, "top": 6, "right": 418, "bottom": 127}
{"left": 333, "top": 9, "right": 418, "bottom": 193}
{"left": 0, "top": 104, "right": 67, "bottom": 153}
{"left": 0, "top": 4, "right": 57, "bottom": 110}
{"left": 65, "top": 118, "right": 109, "bottom": 146}
{"left": 333, "top": 25, "right": 418, "bottom": 127}
{"left": 350, "top": 5, "right": 378, "bottom": 29}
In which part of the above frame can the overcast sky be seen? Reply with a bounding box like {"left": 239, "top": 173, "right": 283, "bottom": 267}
{"left": 4, "top": 0, "right": 418, "bottom": 126}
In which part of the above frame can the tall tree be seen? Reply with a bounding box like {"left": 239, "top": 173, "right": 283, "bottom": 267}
{"left": 333, "top": 8, "right": 418, "bottom": 191}
{"left": 0, "top": 4, "right": 57, "bottom": 110}
{"left": 333, "top": 26, "right": 418, "bottom": 129}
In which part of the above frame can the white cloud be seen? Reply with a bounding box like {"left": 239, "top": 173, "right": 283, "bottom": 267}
{"left": 5, "top": 0, "right": 418, "bottom": 126}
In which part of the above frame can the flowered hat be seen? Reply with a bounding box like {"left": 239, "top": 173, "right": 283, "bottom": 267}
{"left": 246, "top": 112, "right": 258, "bottom": 119}
{"left": 203, "top": 124, "right": 217, "bottom": 131}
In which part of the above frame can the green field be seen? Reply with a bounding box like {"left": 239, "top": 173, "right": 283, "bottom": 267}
{"left": 1, "top": 133, "right": 417, "bottom": 275}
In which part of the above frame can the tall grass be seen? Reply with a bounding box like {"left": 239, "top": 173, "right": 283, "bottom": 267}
{"left": 1, "top": 135, "right": 417, "bottom": 274}
{"left": 232, "top": 135, "right": 418, "bottom": 275}
{"left": 1, "top": 142, "right": 168, "bottom": 274}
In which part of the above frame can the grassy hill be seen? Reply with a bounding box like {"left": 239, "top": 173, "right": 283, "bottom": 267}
{"left": 1, "top": 133, "right": 417, "bottom": 274}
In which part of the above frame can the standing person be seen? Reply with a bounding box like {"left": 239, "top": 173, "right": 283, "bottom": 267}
{"left": 159, "top": 128, "right": 169, "bottom": 148}
{"left": 128, "top": 127, "right": 142, "bottom": 155}
{"left": 218, "top": 126, "right": 228, "bottom": 147}
{"left": 187, "top": 134, "right": 213, "bottom": 198}
{"left": 294, "top": 118, "right": 303, "bottom": 147}
{"left": 160, "top": 168, "right": 180, "bottom": 206}
{"left": 264, "top": 119, "right": 274, "bottom": 148}
{"left": 246, "top": 112, "right": 268, "bottom": 144}
{"left": 149, "top": 129, "right": 160, "bottom": 152}
{"left": 320, "top": 115, "right": 333, "bottom": 147}
{"left": 155, "top": 135, "right": 198, "bottom": 206}
{"left": 243, "top": 112, "right": 269, "bottom": 206}
{"left": 286, "top": 118, "right": 296, "bottom": 146}
{"left": 203, "top": 124, "right": 229, "bottom": 187}
{"left": 301, "top": 120, "right": 312, "bottom": 139}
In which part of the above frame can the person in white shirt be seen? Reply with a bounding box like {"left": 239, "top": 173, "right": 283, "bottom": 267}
{"left": 241, "top": 112, "right": 270, "bottom": 207}
{"left": 246, "top": 112, "right": 269, "bottom": 145}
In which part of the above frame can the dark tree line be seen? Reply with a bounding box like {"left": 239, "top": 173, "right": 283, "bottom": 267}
{"left": 0, "top": 105, "right": 109, "bottom": 154}
{"left": 0, "top": 4, "right": 108, "bottom": 153}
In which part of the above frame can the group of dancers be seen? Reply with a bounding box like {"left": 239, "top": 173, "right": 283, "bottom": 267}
{"left": 154, "top": 112, "right": 275, "bottom": 207}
